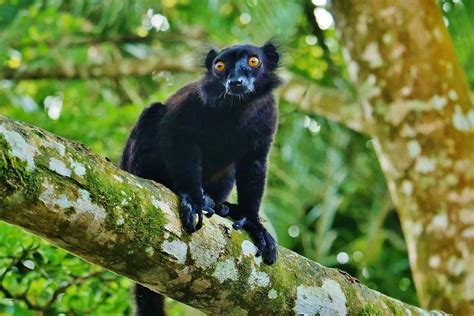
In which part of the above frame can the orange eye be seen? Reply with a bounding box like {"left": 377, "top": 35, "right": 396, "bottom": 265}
{"left": 248, "top": 56, "right": 260, "bottom": 68}
{"left": 214, "top": 61, "right": 225, "bottom": 72}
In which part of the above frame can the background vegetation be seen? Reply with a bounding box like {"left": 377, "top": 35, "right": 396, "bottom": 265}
{"left": 0, "top": 0, "right": 472, "bottom": 314}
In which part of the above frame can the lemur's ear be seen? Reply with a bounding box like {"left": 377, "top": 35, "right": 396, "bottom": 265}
{"left": 205, "top": 49, "right": 218, "bottom": 70}
{"left": 262, "top": 41, "right": 279, "bottom": 70}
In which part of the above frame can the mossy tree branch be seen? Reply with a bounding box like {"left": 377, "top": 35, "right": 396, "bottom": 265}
{"left": 0, "top": 115, "right": 441, "bottom": 315}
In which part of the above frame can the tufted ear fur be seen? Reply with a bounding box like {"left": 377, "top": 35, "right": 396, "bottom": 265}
{"left": 262, "top": 41, "right": 279, "bottom": 70}
{"left": 205, "top": 49, "right": 218, "bottom": 70}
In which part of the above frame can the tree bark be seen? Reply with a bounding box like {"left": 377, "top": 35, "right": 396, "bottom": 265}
{"left": 0, "top": 53, "right": 193, "bottom": 80}
{"left": 332, "top": 1, "right": 474, "bottom": 315}
{"left": 0, "top": 115, "right": 443, "bottom": 315}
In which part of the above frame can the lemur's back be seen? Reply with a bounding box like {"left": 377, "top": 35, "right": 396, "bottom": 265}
{"left": 120, "top": 103, "right": 171, "bottom": 186}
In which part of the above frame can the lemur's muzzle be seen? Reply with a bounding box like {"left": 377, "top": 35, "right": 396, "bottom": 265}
{"left": 226, "top": 77, "right": 248, "bottom": 95}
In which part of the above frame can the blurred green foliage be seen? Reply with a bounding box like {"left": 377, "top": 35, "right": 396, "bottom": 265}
{"left": 0, "top": 0, "right": 472, "bottom": 314}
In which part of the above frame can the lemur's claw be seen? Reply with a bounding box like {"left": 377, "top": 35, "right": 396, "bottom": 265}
{"left": 203, "top": 207, "right": 215, "bottom": 217}
{"left": 221, "top": 202, "right": 239, "bottom": 218}
{"left": 195, "top": 209, "right": 203, "bottom": 230}
{"left": 215, "top": 203, "right": 230, "bottom": 217}
{"left": 203, "top": 193, "right": 216, "bottom": 217}
{"left": 254, "top": 225, "right": 277, "bottom": 264}
{"left": 179, "top": 193, "right": 215, "bottom": 233}
{"left": 203, "top": 193, "right": 216, "bottom": 208}
{"left": 179, "top": 194, "right": 197, "bottom": 233}
{"left": 261, "top": 231, "right": 277, "bottom": 264}
{"left": 232, "top": 216, "right": 277, "bottom": 264}
{"left": 232, "top": 217, "right": 247, "bottom": 230}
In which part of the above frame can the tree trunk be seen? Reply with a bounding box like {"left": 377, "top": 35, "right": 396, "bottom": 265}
{"left": 332, "top": 1, "right": 474, "bottom": 314}
{"left": 0, "top": 115, "right": 443, "bottom": 315}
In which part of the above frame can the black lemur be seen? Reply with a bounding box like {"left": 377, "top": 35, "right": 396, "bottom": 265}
{"left": 120, "top": 42, "right": 282, "bottom": 316}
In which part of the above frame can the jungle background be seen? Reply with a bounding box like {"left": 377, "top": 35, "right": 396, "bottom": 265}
{"left": 0, "top": 0, "right": 472, "bottom": 315}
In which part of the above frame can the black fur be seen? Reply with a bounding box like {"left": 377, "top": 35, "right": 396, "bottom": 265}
{"left": 121, "top": 42, "right": 282, "bottom": 316}
{"left": 134, "top": 285, "right": 165, "bottom": 316}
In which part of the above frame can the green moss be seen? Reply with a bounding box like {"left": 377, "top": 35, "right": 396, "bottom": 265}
{"left": 360, "top": 302, "right": 386, "bottom": 316}
{"left": 342, "top": 285, "right": 362, "bottom": 313}
{"left": 226, "top": 230, "right": 247, "bottom": 257}
{"left": 0, "top": 136, "right": 41, "bottom": 203}
{"left": 84, "top": 169, "right": 167, "bottom": 270}
{"left": 64, "top": 206, "right": 76, "bottom": 216}
{"left": 381, "top": 297, "right": 406, "bottom": 316}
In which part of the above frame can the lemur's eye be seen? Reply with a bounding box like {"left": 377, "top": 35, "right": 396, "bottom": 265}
{"left": 248, "top": 56, "right": 260, "bottom": 68}
{"left": 214, "top": 61, "right": 225, "bottom": 72}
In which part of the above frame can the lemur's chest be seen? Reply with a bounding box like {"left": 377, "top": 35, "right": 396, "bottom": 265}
{"left": 198, "top": 112, "right": 256, "bottom": 163}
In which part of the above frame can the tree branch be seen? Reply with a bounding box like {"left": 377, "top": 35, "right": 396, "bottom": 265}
{"left": 0, "top": 115, "right": 441, "bottom": 314}
{"left": 0, "top": 53, "right": 194, "bottom": 80}
{"left": 280, "top": 73, "right": 373, "bottom": 135}
{"left": 9, "top": 34, "right": 151, "bottom": 50}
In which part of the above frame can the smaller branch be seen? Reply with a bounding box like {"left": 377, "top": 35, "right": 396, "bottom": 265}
{"left": 0, "top": 53, "right": 194, "bottom": 80}
{"left": 0, "top": 277, "right": 44, "bottom": 312}
{"left": 9, "top": 34, "right": 150, "bottom": 50}
{"left": 0, "top": 246, "right": 44, "bottom": 311}
{"left": 0, "top": 245, "right": 38, "bottom": 281}
{"left": 280, "top": 73, "right": 373, "bottom": 136}
{"left": 5, "top": 29, "right": 207, "bottom": 51}
{"left": 44, "top": 270, "right": 103, "bottom": 311}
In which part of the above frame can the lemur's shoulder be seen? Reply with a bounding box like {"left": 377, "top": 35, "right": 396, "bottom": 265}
{"left": 244, "top": 93, "right": 278, "bottom": 122}
{"left": 165, "top": 81, "right": 203, "bottom": 109}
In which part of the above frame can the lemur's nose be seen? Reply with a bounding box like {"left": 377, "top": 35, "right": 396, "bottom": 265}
{"left": 228, "top": 79, "right": 243, "bottom": 87}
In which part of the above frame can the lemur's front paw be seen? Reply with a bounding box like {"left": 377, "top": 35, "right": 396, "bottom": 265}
{"left": 202, "top": 194, "right": 216, "bottom": 218}
{"left": 221, "top": 202, "right": 240, "bottom": 217}
{"left": 179, "top": 193, "right": 216, "bottom": 233}
{"left": 214, "top": 203, "right": 230, "bottom": 217}
{"left": 232, "top": 217, "right": 277, "bottom": 265}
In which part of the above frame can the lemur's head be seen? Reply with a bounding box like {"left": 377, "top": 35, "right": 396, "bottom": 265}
{"left": 202, "top": 42, "right": 282, "bottom": 102}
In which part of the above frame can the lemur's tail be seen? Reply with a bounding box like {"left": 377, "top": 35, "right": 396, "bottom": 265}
{"left": 134, "top": 284, "right": 166, "bottom": 316}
